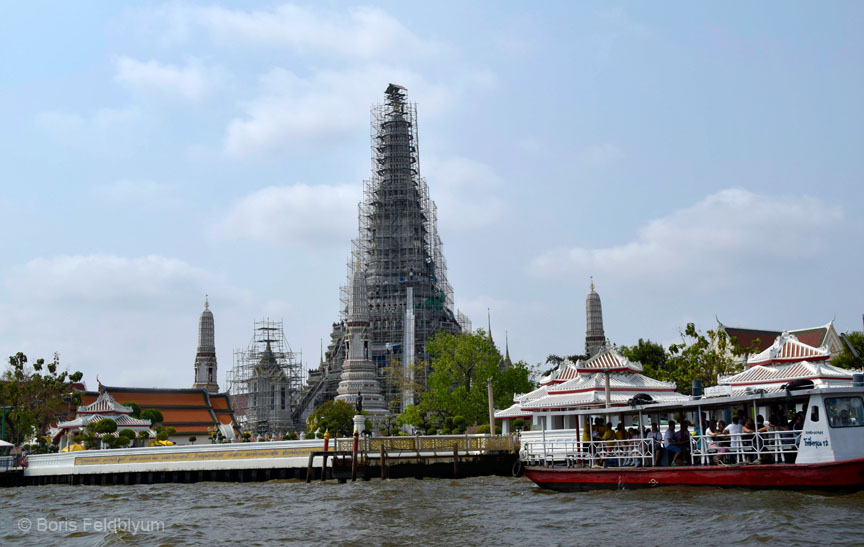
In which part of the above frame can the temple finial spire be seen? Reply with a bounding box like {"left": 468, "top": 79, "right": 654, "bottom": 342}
{"left": 590, "top": 276, "right": 594, "bottom": 291}
{"left": 505, "top": 331, "right": 510, "bottom": 361}
{"left": 205, "top": 294, "right": 209, "bottom": 309}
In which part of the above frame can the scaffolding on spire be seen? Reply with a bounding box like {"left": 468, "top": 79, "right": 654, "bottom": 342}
{"left": 305, "top": 84, "right": 464, "bottom": 415}
{"left": 226, "top": 319, "right": 305, "bottom": 436}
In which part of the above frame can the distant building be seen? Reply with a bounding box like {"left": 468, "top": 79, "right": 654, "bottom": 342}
{"left": 585, "top": 278, "right": 606, "bottom": 357}
{"left": 716, "top": 331, "right": 854, "bottom": 395}
{"left": 495, "top": 345, "right": 688, "bottom": 433}
{"left": 226, "top": 320, "right": 306, "bottom": 436}
{"left": 716, "top": 319, "right": 845, "bottom": 364}
{"left": 192, "top": 297, "right": 219, "bottom": 393}
{"left": 78, "top": 386, "right": 237, "bottom": 445}
{"left": 53, "top": 390, "right": 154, "bottom": 450}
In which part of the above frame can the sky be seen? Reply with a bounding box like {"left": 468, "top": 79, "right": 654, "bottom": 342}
{"left": 1, "top": 2, "right": 862, "bottom": 390}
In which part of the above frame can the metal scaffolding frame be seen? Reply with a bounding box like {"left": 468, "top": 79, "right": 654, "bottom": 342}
{"left": 308, "top": 84, "right": 463, "bottom": 412}
{"left": 226, "top": 319, "right": 306, "bottom": 435}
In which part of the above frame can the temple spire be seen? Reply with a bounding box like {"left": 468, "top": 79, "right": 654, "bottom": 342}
{"left": 503, "top": 330, "right": 512, "bottom": 368}
{"left": 193, "top": 298, "right": 219, "bottom": 393}
{"left": 585, "top": 278, "right": 605, "bottom": 357}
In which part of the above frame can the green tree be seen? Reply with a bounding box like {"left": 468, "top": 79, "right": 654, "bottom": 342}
{"left": 124, "top": 402, "right": 142, "bottom": 418}
{"left": 665, "top": 323, "right": 744, "bottom": 394}
{"left": 306, "top": 400, "right": 355, "bottom": 436}
{"left": 188, "top": 436, "right": 197, "bottom": 443}
{"left": 139, "top": 409, "right": 164, "bottom": 426}
{"left": 833, "top": 332, "right": 864, "bottom": 370}
{"left": 93, "top": 418, "right": 117, "bottom": 434}
{"left": 0, "top": 352, "right": 83, "bottom": 444}
{"left": 114, "top": 435, "right": 131, "bottom": 448}
{"left": 620, "top": 339, "right": 668, "bottom": 378}
{"left": 420, "top": 330, "right": 535, "bottom": 427}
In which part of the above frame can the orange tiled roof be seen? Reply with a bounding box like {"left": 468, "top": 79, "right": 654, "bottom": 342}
{"left": 210, "top": 394, "right": 230, "bottom": 410}
{"left": 92, "top": 386, "right": 238, "bottom": 433}
{"left": 111, "top": 391, "right": 208, "bottom": 407}
{"left": 160, "top": 408, "right": 216, "bottom": 424}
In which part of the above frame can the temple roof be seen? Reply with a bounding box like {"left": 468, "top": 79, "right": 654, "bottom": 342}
{"left": 494, "top": 403, "right": 533, "bottom": 419}
{"left": 746, "top": 332, "right": 830, "bottom": 366}
{"left": 719, "top": 360, "right": 853, "bottom": 387}
{"left": 516, "top": 370, "right": 685, "bottom": 412}
{"left": 539, "top": 347, "right": 642, "bottom": 385}
{"left": 80, "top": 386, "right": 238, "bottom": 436}
{"left": 522, "top": 384, "right": 689, "bottom": 411}
{"left": 719, "top": 320, "right": 834, "bottom": 353}
{"left": 77, "top": 390, "right": 134, "bottom": 415}
{"left": 58, "top": 412, "right": 152, "bottom": 429}
{"left": 547, "top": 371, "right": 676, "bottom": 395}
{"left": 577, "top": 346, "right": 642, "bottom": 373}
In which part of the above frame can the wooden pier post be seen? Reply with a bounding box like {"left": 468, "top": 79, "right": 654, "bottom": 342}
{"left": 306, "top": 453, "right": 314, "bottom": 483}
{"left": 352, "top": 430, "right": 359, "bottom": 482}
{"left": 453, "top": 443, "right": 460, "bottom": 477}
{"left": 380, "top": 444, "right": 387, "bottom": 480}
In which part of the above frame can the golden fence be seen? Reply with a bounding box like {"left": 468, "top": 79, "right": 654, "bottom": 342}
{"left": 335, "top": 434, "right": 515, "bottom": 455}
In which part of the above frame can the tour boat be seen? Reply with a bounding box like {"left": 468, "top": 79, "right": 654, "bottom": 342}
{"left": 519, "top": 384, "right": 864, "bottom": 491}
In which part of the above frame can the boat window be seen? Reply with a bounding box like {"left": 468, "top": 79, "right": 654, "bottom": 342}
{"left": 810, "top": 405, "right": 819, "bottom": 423}
{"left": 825, "top": 397, "right": 864, "bottom": 428}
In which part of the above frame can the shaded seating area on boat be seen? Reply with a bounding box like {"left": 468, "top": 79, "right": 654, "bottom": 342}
{"left": 518, "top": 386, "right": 835, "bottom": 469}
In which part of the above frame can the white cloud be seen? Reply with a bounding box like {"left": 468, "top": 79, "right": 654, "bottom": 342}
{"left": 424, "top": 156, "right": 506, "bottom": 230}
{"left": 114, "top": 57, "right": 226, "bottom": 101}
{"left": 6, "top": 254, "right": 236, "bottom": 308}
{"left": 0, "top": 254, "right": 252, "bottom": 387}
{"left": 224, "top": 66, "right": 453, "bottom": 157}
{"left": 156, "top": 4, "right": 440, "bottom": 60}
{"left": 529, "top": 188, "right": 844, "bottom": 288}
{"left": 216, "top": 184, "right": 359, "bottom": 246}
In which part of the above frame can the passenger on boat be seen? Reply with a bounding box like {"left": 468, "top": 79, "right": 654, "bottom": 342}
{"left": 706, "top": 420, "right": 730, "bottom": 464}
{"left": 792, "top": 412, "right": 805, "bottom": 446}
{"left": 647, "top": 423, "right": 663, "bottom": 466}
{"left": 623, "top": 428, "right": 641, "bottom": 467}
{"left": 742, "top": 418, "right": 759, "bottom": 461}
{"left": 664, "top": 421, "right": 684, "bottom": 465}
{"left": 678, "top": 421, "right": 692, "bottom": 465}
{"left": 723, "top": 417, "right": 743, "bottom": 451}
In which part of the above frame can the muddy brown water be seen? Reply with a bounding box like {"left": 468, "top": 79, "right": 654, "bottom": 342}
{"left": 1, "top": 476, "right": 862, "bottom": 545}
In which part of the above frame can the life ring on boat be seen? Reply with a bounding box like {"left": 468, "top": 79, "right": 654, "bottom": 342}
{"left": 649, "top": 478, "right": 658, "bottom": 487}
{"left": 512, "top": 459, "right": 523, "bottom": 477}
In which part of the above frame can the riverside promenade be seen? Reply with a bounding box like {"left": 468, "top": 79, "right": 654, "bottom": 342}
{"left": 8, "top": 434, "right": 517, "bottom": 486}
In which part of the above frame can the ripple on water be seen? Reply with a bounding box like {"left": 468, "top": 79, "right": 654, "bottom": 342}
{"left": 1, "top": 478, "right": 863, "bottom": 546}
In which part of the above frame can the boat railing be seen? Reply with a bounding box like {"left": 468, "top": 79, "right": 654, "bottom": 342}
{"left": 522, "top": 438, "right": 656, "bottom": 468}
{"left": 521, "top": 429, "right": 801, "bottom": 468}
{"left": 689, "top": 430, "right": 799, "bottom": 465}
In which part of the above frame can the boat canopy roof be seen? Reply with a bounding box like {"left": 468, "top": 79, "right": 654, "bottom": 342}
{"left": 549, "top": 386, "right": 864, "bottom": 418}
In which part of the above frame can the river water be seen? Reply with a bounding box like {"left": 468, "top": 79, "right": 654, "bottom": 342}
{"left": 1, "top": 476, "right": 862, "bottom": 546}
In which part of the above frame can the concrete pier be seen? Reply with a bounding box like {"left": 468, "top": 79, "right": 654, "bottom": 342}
{"left": 11, "top": 434, "right": 517, "bottom": 487}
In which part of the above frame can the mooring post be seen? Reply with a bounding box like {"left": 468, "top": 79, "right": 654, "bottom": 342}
{"left": 321, "top": 430, "right": 330, "bottom": 482}
{"left": 380, "top": 444, "right": 387, "bottom": 480}
{"left": 306, "top": 452, "right": 315, "bottom": 483}
{"left": 352, "top": 429, "right": 359, "bottom": 482}
{"left": 453, "top": 442, "right": 459, "bottom": 477}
